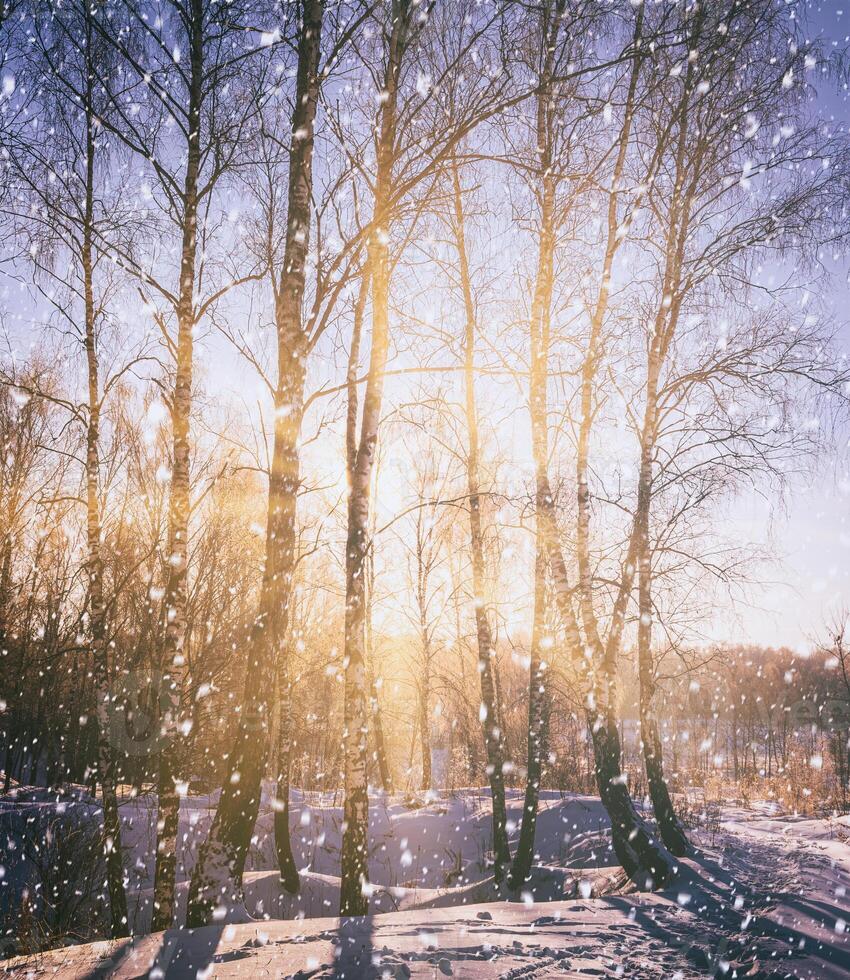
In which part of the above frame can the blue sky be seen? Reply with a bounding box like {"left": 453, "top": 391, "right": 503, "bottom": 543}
{"left": 725, "top": 1, "right": 850, "bottom": 650}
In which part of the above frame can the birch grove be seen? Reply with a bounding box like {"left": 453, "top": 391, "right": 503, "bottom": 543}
{"left": 0, "top": 0, "right": 849, "bottom": 958}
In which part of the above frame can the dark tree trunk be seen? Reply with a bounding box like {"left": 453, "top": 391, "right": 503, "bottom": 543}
{"left": 633, "top": 367, "right": 689, "bottom": 858}
{"left": 80, "top": 9, "right": 129, "bottom": 934}
{"left": 185, "top": 0, "right": 323, "bottom": 927}
{"left": 641, "top": 710, "right": 688, "bottom": 856}
{"left": 353, "top": 314, "right": 393, "bottom": 798}
{"left": 588, "top": 720, "right": 674, "bottom": 886}
{"left": 339, "top": 0, "right": 409, "bottom": 917}
{"left": 274, "top": 661, "right": 299, "bottom": 893}
{"left": 152, "top": 0, "right": 205, "bottom": 931}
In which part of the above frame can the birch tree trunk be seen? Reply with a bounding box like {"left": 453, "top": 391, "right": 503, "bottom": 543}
{"left": 340, "top": 303, "right": 381, "bottom": 914}
{"left": 537, "top": 491, "right": 677, "bottom": 886}
{"left": 267, "top": 0, "right": 324, "bottom": 896}
{"left": 347, "top": 270, "right": 394, "bottom": 799}
{"left": 450, "top": 159, "right": 510, "bottom": 879}
{"left": 340, "top": 0, "right": 410, "bottom": 917}
{"left": 625, "top": 23, "right": 698, "bottom": 858}
{"left": 635, "top": 344, "right": 690, "bottom": 857}
{"left": 569, "top": 5, "right": 684, "bottom": 868}
{"left": 509, "top": 539, "right": 549, "bottom": 888}
{"left": 418, "top": 676, "right": 431, "bottom": 792}
{"left": 81, "top": 24, "right": 129, "bottom": 931}
{"left": 414, "top": 506, "right": 434, "bottom": 793}
{"left": 151, "top": 0, "right": 205, "bottom": 931}
{"left": 524, "top": 0, "right": 675, "bottom": 890}
{"left": 367, "top": 588, "right": 393, "bottom": 795}
{"left": 575, "top": 6, "right": 644, "bottom": 739}
{"left": 520, "top": 0, "right": 563, "bottom": 884}
{"left": 636, "top": 532, "right": 689, "bottom": 856}
{"left": 186, "top": 0, "right": 323, "bottom": 927}
{"left": 274, "top": 654, "right": 299, "bottom": 890}
{"left": 339, "top": 238, "right": 387, "bottom": 913}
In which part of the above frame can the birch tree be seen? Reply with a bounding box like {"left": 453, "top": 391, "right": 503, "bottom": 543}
{"left": 59, "top": 0, "right": 275, "bottom": 928}
{"left": 186, "top": 0, "right": 381, "bottom": 925}
{"left": 186, "top": 0, "right": 324, "bottom": 925}
{"left": 617, "top": 0, "right": 845, "bottom": 854}
{"left": 0, "top": 1, "right": 149, "bottom": 933}
{"left": 338, "top": 0, "right": 411, "bottom": 910}
{"left": 511, "top": 0, "right": 679, "bottom": 885}
{"left": 335, "top": 0, "right": 514, "bottom": 912}
{"left": 448, "top": 158, "right": 511, "bottom": 878}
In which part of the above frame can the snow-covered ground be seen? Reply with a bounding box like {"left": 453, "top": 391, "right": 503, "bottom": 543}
{"left": 1, "top": 785, "right": 622, "bottom": 937}
{"left": 1, "top": 787, "right": 849, "bottom": 977}
{"left": 712, "top": 804, "right": 850, "bottom": 978}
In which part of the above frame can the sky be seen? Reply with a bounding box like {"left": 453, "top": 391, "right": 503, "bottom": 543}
{"left": 215, "top": 0, "right": 850, "bottom": 655}
{"left": 2, "top": 0, "right": 849, "bottom": 655}
{"left": 717, "top": 2, "right": 850, "bottom": 651}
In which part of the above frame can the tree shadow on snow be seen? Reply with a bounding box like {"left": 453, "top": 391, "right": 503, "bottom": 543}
{"left": 331, "top": 915, "right": 376, "bottom": 979}
{"left": 78, "top": 923, "right": 228, "bottom": 980}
